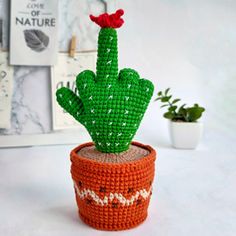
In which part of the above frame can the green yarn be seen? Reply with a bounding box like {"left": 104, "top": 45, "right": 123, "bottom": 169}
{"left": 56, "top": 27, "right": 154, "bottom": 153}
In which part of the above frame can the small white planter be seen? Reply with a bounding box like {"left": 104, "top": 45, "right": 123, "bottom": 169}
{"left": 169, "top": 121, "right": 203, "bottom": 149}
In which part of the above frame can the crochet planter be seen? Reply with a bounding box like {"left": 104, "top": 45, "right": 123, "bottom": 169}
{"left": 71, "top": 142, "right": 156, "bottom": 230}
{"left": 56, "top": 9, "right": 156, "bottom": 231}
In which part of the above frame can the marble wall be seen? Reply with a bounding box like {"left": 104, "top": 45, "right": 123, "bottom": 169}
{"left": 0, "top": 0, "right": 106, "bottom": 136}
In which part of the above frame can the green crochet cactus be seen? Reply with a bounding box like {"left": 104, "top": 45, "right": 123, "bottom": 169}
{"left": 56, "top": 10, "right": 154, "bottom": 153}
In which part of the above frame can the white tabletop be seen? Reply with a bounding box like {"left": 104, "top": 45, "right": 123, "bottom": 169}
{"left": 0, "top": 132, "right": 235, "bottom": 236}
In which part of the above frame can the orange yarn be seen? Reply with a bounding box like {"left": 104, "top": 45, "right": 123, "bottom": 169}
{"left": 70, "top": 141, "right": 156, "bottom": 231}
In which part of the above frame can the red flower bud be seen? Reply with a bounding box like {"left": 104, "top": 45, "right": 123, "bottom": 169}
{"left": 90, "top": 9, "right": 124, "bottom": 29}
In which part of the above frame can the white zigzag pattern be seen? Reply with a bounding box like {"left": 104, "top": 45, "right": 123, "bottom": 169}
{"left": 73, "top": 181, "right": 152, "bottom": 206}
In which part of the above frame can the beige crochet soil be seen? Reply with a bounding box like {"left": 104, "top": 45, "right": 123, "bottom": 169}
{"left": 77, "top": 144, "right": 150, "bottom": 163}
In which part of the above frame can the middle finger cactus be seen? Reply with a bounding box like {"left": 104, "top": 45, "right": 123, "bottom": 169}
{"left": 56, "top": 9, "right": 154, "bottom": 153}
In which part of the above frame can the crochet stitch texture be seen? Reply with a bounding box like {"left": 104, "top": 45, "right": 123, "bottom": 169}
{"left": 70, "top": 141, "right": 156, "bottom": 230}
{"left": 56, "top": 10, "right": 154, "bottom": 153}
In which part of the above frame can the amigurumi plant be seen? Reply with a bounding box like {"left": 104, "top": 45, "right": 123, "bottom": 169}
{"left": 56, "top": 9, "right": 154, "bottom": 153}
{"left": 55, "top": 10, "right": 157, "bottom": 231}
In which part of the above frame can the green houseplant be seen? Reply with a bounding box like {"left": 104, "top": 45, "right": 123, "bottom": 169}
{"left": 55, "top": 10, "right": 156, "bottom": 231}
{"left": 155, "top": 88, "right": 205, "bottom": 149}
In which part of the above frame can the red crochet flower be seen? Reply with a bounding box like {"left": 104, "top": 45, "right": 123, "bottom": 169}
{"left": 90, "top": 9, "right": 124, "bottom": 29}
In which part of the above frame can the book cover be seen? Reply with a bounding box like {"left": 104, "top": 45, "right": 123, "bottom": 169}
{"left": 10, "top": 0, "right": 59, "bottom": 66}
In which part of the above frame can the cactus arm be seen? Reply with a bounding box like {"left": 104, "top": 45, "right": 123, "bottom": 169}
{"left": 118, "top": 67, "right": 154, "bottom": 120}
{"left": 118, "top": 68, "right": 140, "bottom": 83}
{"left": 56, "top": 87, "right": 85, "bottom": 124}
{"left": 90, "top": 9, "right": 124, "bottom": 83}
{"left": 76, "top": 70, "right": 96, "bottom": 99}
{"left": 96, "top": 28, "right": 118, "bottom": 83}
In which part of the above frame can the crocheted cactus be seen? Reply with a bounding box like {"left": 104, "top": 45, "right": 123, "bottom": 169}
{"left": 56, "top": 9, "right": 154, "bottom": 153}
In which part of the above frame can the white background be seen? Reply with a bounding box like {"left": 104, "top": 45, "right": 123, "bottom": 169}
{"left": 116, "top": 0, "right": 236, "bottom": 148}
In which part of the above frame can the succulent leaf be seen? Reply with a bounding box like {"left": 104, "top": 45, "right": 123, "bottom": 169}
{"left": 155, "top": 88, "right": 205, "bottom": 122}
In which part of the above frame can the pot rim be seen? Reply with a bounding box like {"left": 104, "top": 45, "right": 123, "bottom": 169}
{"left": 70, "top": 141, "right": 156, "bottom": 168}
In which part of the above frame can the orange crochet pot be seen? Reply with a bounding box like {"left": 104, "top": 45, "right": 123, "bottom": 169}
{"left": 70, "top": 141, "right": 156, "bottom": 231}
